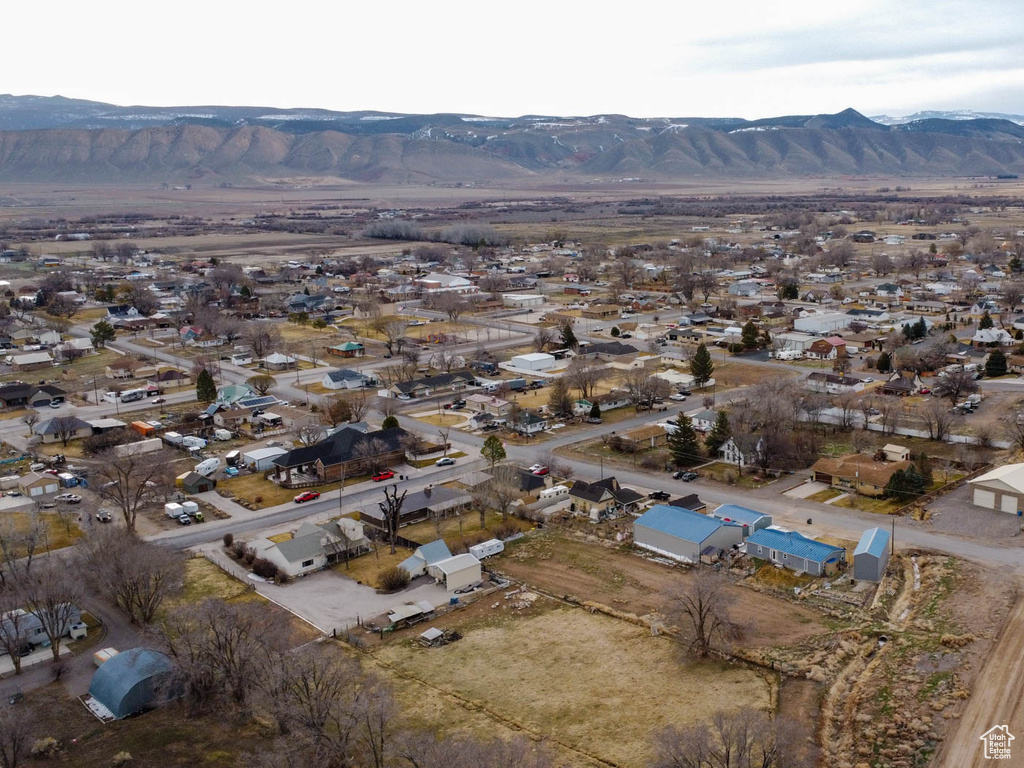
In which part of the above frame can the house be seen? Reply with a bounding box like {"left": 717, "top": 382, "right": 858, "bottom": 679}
{"left": 28, "top": 385, "right": 66, "bottom": 408}
{"left": 254, "top": 519, "right": 368, "bottom": 578}
{"left": 11, "top": 352, "right": 53, "bottom": 371}
{"left": 744, "top": 528, "right": 846, "bottom": 576}
{"left": 876, "top": 283, "right": 904, "bottom": 298}
{"left": 426, "top": 553, "right": 482, "bottom": 593}
{"left": 810, "top": 453, "right": 913, "bottom": 497}
{"left": 805, "top": 372, "right": 866, "bottom": 395}
{"left": 971, "top": 328, "right": 1013, "bottom": 346}
{"left": 633, "top": 504, "right": 744, "bottom": 564}
{"left": 105, "top": 358, "right": 158, "bottom": 380}
{"left": 620, "top": 424, "right": 669, "bottom": 450}
{"left": 327, "top": 342, "right": 365, "bottom": 358}
{"left": 388, "top": 370, "right": 476, "bottom": 399}
{"left": 272, "top": 426, "right": 409, "bottom": 486}
{"left": 56, "top": 337, "right": 95, "bottom": 359}
{"left": 719, "top": 437, "right": 763, "bottom": 469}
{"left": 880, "top": 371, "right": 924, "bottom": 397}
{"left": 0, "top": 383, "right": 36, "bottom": 409}
{"left": 805, "top": 337, "right": 847, "bottom": 360}
{"left": 399, "top": 540, "right": 453, "bottom": 578}
{"left": 711, "top": 504, "right": 772, "bottom": 537}
{"left": 568, "top": 476, "right": 645, "bottom": 521}
{"left": 968, "top": 464, "right": 1024, "bottom": 514}
{"left": 853, "top": 527, "right": 890, "bottom": 582}
{"left": 577, "top": 341, "right": 640, "bottom": 361}
{"left": 18, "top": 472, "right": 60, "bottom": 497}
{"left": 465, "top": 394, "right": 511, "bottom": 417}
{"left": 361, "top": 486, "right": 472, "bottom": 530}
{"left": 508, "top": 409, "right": 548, "bottom": 436}
{"left": 321, "top": 369, "right": 375, "bottom": 390}
{"left": 33, "top": 416, "right": 93, "bottom": 444}
{"left": 414, "top": 273, "right": 476, "bottom": 294}
{"left": 261, "top": 352, "right": 298, "bottom": 371}
{"left": 691, "top": 409, "right": 717, "bottom": 433}
{"left": 573, "top": 391, "right": 632, "bottom": 415}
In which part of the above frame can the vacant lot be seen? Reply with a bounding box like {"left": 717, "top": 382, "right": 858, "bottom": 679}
{"left": 496, "top": 530, "right": 825, "bottom": 648}
{"left": 374, "top": 605, "right": 771, "bottom": 768}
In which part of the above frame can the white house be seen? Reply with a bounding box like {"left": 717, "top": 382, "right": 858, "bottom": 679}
{"left": 719, "top": 437, "right": 763, "bottom": 468}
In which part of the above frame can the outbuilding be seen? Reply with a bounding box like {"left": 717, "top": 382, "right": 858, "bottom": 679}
{"left": 711, "top": 504, "right": 772, "bottom": 537}
{"left": 633, "top": 504, "right": 744, "bottom": 564}
{"left": 508, "top": 352, "right": 556, "bottom": 372}
{"left": 87, "top": 648, "right": 180, "bottom": 719}
{"left": 968, "top": 464, "right": 1024, "bottom": 515}
{"left": 745, "top": 528, "right": 846, "bottom": 576}
{"left": 18, "top": 472, "right": 59, "bottom": 497}
{"left": 243, "top": 446, "right": 288, "bottom": 471}
{"left": 853, "top": 527, "right": 890, "bottom": 582}
{"left": 426, "top": 553, "right": 482, "bottom": 593}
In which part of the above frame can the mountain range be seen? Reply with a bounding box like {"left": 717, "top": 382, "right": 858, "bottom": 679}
{"left": 2, "top": 95, "right": 1024, "bottom": 184}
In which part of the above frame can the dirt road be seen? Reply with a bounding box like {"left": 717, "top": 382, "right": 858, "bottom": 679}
{"left": 935, "top": 592, "right": 1024, "bottom": 768}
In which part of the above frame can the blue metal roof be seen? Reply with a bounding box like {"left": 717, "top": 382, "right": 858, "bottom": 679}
{"left": 713, "top": 504, "right": 770, "bottom": 527}
{"left": 854, "top": 527, "right": 890, "bottom": 558}
{"left": 634, "top": 505, "right": 724, "bottom": 544}
{"left": 746, "top": 528, "right": 844, "bottom": 563}
{"left": 89, "top": 648, "right": 177, "bottom": 719}
{"left": 416, "top": 540, "right": 452, "bottom": 565}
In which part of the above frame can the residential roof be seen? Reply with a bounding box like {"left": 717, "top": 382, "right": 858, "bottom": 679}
{"left": 276, "top": 531, "right": 326, "bottom": 564}
{"left": 272, "top": 426, "right": 408, "bottom": 470}
{"left": 712, "top": 504, "right": 771, "bottom": 526}
{"left": 667, "top": 494, "right": 706, "bottom": 511}
{"left": 416, "top": 540, "right": 453, "bottom": 565}
{"left": 388, "top": 600, "right": 436, "bottom": 623}
{"left": 854, "top": 527, "right": 890, "bottom": 559}
{"left": 811, "top": 453, "right": 913, "bottom": 489}
{"left": 584, "top": 341, "right": 640, "bottom": 356}
{"left": 88, "top": 648, "right": 177, "bottom": 719}
{"left": 11, "top": 352, "right": 52, "bottom": 366}
{"left": 746, "top": 528, "right": 844, "bottom": 563}
{"left": 325, "top": 368, "right": 370, "bottom": 383}
{"left": 634, "top": 504, "right": 726, "bottom": 544}
{"left": 390, "top": 369, "right": 476, "bottom": 394}
{"left": 970, "top": 463, "right": 1024, "bottom": 494}
{"left": 34, "top": 416, "right": 91, "bottom": 435}
{"left": 429, "top": 553, "right": 480, "bottom": 575}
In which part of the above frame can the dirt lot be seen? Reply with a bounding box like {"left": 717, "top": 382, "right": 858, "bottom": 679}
{"left": 914, "top": 483, "right": 1024, "bottom": 543}
{"left": 494, "top": 530, "right": 826, "bottom": 649}
{"left": 373, "top": 602, "right": 772, "bottom": 768}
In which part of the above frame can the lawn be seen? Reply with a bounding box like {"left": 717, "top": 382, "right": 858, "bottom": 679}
{"left": 2, "top": 510, "right": 84, "bottom": 555}
{"left": 834, "top": 494, "right": 902, "bottom": 514}
{"left": 373, "top": 606, "right": 772, "bottom": 768}
{"left": 414, "top": 412, "right": 467, "bottom": 428}
{"left": 333, "top": 544, "right": 415, "bottom": 588}
{"left": 398, "top": 508, "right": 531, "bottom": 551}
{"left": 808, "top": 488, "right": 843, "bottom": 503}
{"left": 697, "top": 461, "right": 772, "bottom": 488}
{"left": 216, "top": 473, "right": 367, "bottom": 508}
{"left": 175, "top": 556, "right": 258, "bottom": 605}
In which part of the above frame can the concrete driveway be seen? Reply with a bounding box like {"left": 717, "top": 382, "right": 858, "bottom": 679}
{"left": 784, "top": 480, "right": 830, "bottom": 500}
{"left": 251, "top": 564, "right": 448, "bottom": 635}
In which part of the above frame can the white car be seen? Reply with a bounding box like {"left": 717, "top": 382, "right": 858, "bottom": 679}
{"left": 54, "top": 493, "right": 82, "bottom": 504}
{"left": 669, "top": 393, "right": 687, "bottom": 401}
{"left": 397, "top": 393, "right": 412, "bottom": 401}
{"left": 528, "top": 464, "right": 545, "bottom": 473}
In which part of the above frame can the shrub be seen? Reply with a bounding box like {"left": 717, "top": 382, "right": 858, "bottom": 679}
{"left": 31, "top": 737, "right": 60, "bottom": 757}
{"left": 640, "top": 454, "right": 662, "bottom": 470}
{"left": 377, "top": 566, "right": 411, "bottom": 592}
{"left": 251, "top": 558, "right": 279, "bottom": 580}
{"left": 492, "top": 520, "right": 519, "bottom": 540}
{"left": 112, "top": 752, "right": 134, "bottom": 767}
{"left": 242, "top": 546, "right": 257, "bottom": 566}
{"left": 222, "top": 533, "right": 234, "bottom": 548}
{"left": 231, "top": 540, "right": 247, "bottom": 560}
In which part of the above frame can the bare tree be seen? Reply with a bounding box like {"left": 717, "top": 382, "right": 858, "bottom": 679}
{"left": 353, "top": 437, "right": 391, "bottom": 476}
{"left": 1001, "top": 281, "right": 1024, "bottom": 313}
{"left": 347, "top": 391, "right": 371, "bottom": 422}
{"left": 667, "top": 569, "right": 734, "bottom": 658}
{"left": 95, "top": 450, "right": 174, "bottom": 531}
{"left": 533, "top": 326, "right": 556, "bottom": 353}
{"left": 22, "top": 559, "right": 82, "bottom": 662}
{"left": 247, "top": 374, "right": 276, "bottom": 395}
{"left": 78, "top": 528, "right": 183, "bottom": 624}
{"left": 378, "top": 484, "right": 408, "bottom": 554}
{"left": 430, "top": 292, "right": 469, "bottom": 323}
{"left": 919, "top": 399, "right": 961, "bottom": 441}
{"left": 0, "top": 587, "right": 31, "bottom": 674}
{"left": 373, "top": 317, "right": 409, "bottom": 357}
{"left": 564, "top": 357, "right": 605, "bottom": 400}
{"left": 246, "top": 324, "right": 282, "bottom": 360}
{"left": 621, "top": 368, "right": 671, "bottom": 411}
{"left": 49, "top": 416, "right": 83, "bottom": 448}
{"left": 931, "top": 370, "right": 978, "bottom": 405}
{"left": 1001, "top": 412, "right": 1024, "bottom": 452}
{"left": 0, "top": 704, "right": 32, "bottom": 768}
{"left": 296, "top": 423, "right": 327, "bottom": 447}
{"left": 483, "top": 464, "right": 521, "bottom": 521}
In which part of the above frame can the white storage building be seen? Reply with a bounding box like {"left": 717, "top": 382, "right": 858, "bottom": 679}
{"left": 503, "top": 294, "right": 545, "bottom": 309}
{"left": 426, "top": 553, "right": 482, "bottom": 593}
{"left": 243, "top": 446, "right": 289, "bottom": 471}
{"left": 508, "top": 353, "right": 556, "bottom": 371}
{"left": 793, "top": 313, "right": 852, "bottom": 334}
{"left": 968, "top": 464, "right": 1024, "bottom": 515}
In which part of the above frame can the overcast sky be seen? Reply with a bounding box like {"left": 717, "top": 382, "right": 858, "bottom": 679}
{"left": 8, "top": 0, "right": 1023, "bottom": 119}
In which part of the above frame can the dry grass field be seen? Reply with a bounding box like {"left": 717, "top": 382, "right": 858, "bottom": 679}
{"left": 373, "top": 604, "right": 772, "bottom": 768}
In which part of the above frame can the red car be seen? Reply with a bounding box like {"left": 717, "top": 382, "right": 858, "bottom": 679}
{"left": 293, "top": 491, "right": 320, "bottom": 503}
{"left": 919, "top": 387, "right": 931, "bottom": 395}
{"left": 372, "top": 470, "right": 395, "bottom": 482}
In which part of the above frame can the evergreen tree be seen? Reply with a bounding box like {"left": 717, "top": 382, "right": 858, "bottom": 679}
{"left": 89, "top": 320, "right": 116, "bottom": 349}
{"left": 589, "top": 402, "right": 601, "bottom": 420}
{"left": 885, "top": 466, "right": 927, "bottom": 503}
{"left": 985, "top": 349, "right": 1008, "bottom": 377}
{"left": 876, "top": 351, "right": 891, "bottom": 373}
{"left": 979, "top": 310, "right": 994, "bottom": 330}
{"left": 690, "top": 344, "right": 715, "bottom": 388}
{"left": 560, "top": 321, "right": 578, "bottom": 351}
{"left": 610, "top": 326, "right": 620, "bottom": 337}
{"left": 777, "top": 282, "right": 799, "bottom": 300}
{"left": 705, "top": 411, "right": 731, "bottom": 456}
{"left": 196, "top": 369, "right": 217, "bottom": 403}
{"left": 667, "top": 414, "right": 702, "bottom": 467}
{"left": 481, "top": 435, "right": 506, "bottom": 468}
{"left": 914, "top": 316, "right": 928, "bottom": 339}
{"left": 1011, "top": 255, "right": 1023, "bottom": 273}
{"left": 381, "top": 415, "right": 399, "bottom": 429}
{"left": 547, "top": 377, "right": 575, "bottom": 418}
{"left": 741, "top": 320, "right": 759, "bottom": 349}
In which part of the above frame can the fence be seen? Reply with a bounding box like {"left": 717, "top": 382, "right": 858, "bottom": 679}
{"left": 892, "top": 463, "right": 993, "bottom": 517}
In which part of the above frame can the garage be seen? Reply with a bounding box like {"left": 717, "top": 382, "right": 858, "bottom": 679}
{"left": 968, "top": 464, "right": 1024, "bottom": 515}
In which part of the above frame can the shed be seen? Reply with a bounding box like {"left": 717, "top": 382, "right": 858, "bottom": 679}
{"left": 853, "top": 527, "right": 890, "bottom": 582}
{"left": 633, "top": 505, "right": 744, "bottom": 564}
{"left": 426, "top": 553, "right": 482, "bottom": 593}
{"left": 968, "top": 464, "right": 1024, "bottom": 515}
{"left": 176, "top": 471, "right": 217, "bottom": 494}
{"left": 88, "top": 648, "right": 179, "bottom": 719}
{"left": 18, "top": 472, "right": 59, "bottom": 497}
{"left": 243, "top": 446, "right": 288, "bottom": 471}
{"left": 508, "top": 352, "right": 556, "bottom": 371}
{"left": 387, "top": 600, "right": 436, "bottom": 628}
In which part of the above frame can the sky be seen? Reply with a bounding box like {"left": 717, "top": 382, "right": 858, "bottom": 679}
{"left": 6, "top": 0, "right": 1024, "bottom": 119}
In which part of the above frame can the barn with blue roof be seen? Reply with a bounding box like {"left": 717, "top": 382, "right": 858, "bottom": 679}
{"left": 634, "top": 505, "right": 744, "bottom": 563}
{"left": 745, "top": 528, "right": 846, "bottom": 576}
{"left": 853, "top": 527, "right": 890, "bottom": 581}
{"left": 88, "top": 648, "right": 180, "bottom": 719}
{"left": 710, "top": 505, "right": 772, "bottom": 538}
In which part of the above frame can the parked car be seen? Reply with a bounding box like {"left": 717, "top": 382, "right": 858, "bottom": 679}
{"left": 293, "top": 491, "right": 321, "bottom": 503}
{"left": 151, "top": 397, "right": 167, "bottom": 404}
{"left": 680, "top": 472, "right": 698, "bottom": 482}
{"left": 679, "top": 389, "right": 692, "bottom": 396}
{"left": 531, "top": 466, "right": 549, "bottom": 476}
{"left": 919, "top": 387, "right": 931, "bottom": 395}
{"left": 373, "top": 470, "right": 396, "bottom": 482}
{"left": 224, "top": 466, "right": 240, "bottom": 477}
{"left": 49, "top": 401, "right": 62, "bottom": 409}
{"left": 53, "top": 493, "right": 82, "bottom": 504}
{"left": 95, "top": 510, "right": 112, "bottom": 523}
{"left": 176, "top": 514, "right": 192, "bottom": 526}
{"left": 435, "top": 457, "right": 456, "bottom": 467}
{"left": 649, "top": 490, "right": 671, "bottom": 501}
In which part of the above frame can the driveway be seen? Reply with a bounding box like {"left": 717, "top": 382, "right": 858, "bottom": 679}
{"left": 784, "top": 480, "right": 830, "bottom": 499}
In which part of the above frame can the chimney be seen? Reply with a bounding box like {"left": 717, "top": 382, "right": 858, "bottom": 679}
{"left": 424, "top": 485, "right": 432, "bottom": 497}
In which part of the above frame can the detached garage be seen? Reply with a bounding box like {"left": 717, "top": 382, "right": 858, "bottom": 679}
{"left": 968, "top": 464, "right": 1024, "bottom": 515}
{"left": 88, "top": 648, "right": 180, "bottom": 719}
{"left": 633, "top": 505, "right": 744, "bottom": 564}
{"left": 426, "top": 554, "right": 481, "bottom": 593}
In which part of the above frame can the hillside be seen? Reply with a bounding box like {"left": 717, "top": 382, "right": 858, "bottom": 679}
{"left": 1, "top": 97, "right": 1023, "bottom": 183}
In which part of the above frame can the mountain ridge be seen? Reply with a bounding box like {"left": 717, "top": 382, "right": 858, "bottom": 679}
{"left": 1, "top": 96, "right": 1023, "bottom": 183}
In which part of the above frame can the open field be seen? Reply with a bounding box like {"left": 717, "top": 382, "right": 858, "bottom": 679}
{"left": 373, "top": 604, "right": 772, "bottom": 768}
{"left": 495, "top": 530, "right": 826, "bottom": 649}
